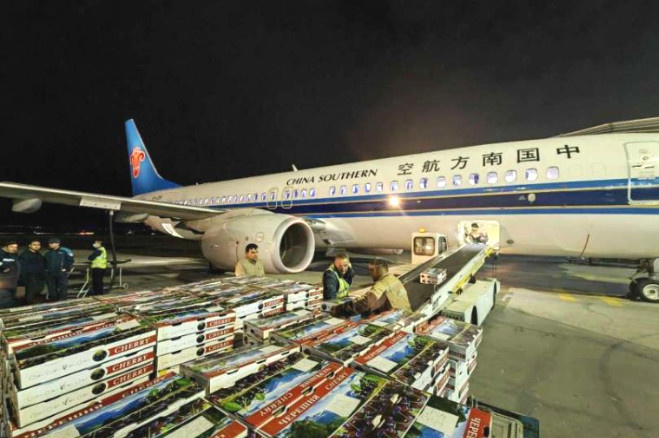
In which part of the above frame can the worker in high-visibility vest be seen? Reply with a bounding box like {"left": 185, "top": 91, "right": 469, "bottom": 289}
{"left": 87, "top": 239, "right": 108, "bottom": 295}
{"left": 322, "top": 253, "right": 355, "bottom": 300}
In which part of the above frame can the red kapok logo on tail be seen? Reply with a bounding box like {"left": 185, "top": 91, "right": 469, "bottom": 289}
{"left": 130, "top": 146, "right": 146, "bottom": 178}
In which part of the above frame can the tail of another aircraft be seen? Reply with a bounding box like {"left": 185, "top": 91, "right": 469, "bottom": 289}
{"left": 125, "top": 119, "right": 180, "bottom": 196}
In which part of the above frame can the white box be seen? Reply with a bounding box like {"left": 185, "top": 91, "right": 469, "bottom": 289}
{"left": 156, "top": 338, "right": 233, "bottom": 371}
{"left": 244, "top": 310, "right": 320, "bottom": 341}
{"left": 420, "top": 267, "right": 447, "bottom": 285}
{"left": 13, "top": 319, "right": 156, "bottom": 389}
{"left": 181, "top": 342, "right": 301, "bottom": 394}
{"left": 10, "top": 362, "right": 153, "bottom": 427}
{"left": 10, "top": 346, "right": 154, "bottom": 410}
{"left": 156, "top": 327, "right": 234, "bottom": 356}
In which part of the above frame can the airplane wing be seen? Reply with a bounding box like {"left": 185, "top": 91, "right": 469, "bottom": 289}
{"left": 0, "top": 182, "right": 223, "bottom": 220}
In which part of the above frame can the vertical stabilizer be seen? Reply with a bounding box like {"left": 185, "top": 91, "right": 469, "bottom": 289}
{"left": 125, "top": 119, "right": 180, "bottom": 196}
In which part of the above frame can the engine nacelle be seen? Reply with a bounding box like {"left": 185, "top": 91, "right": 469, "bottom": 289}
{"left": 12, "top": 198, "right": 42, "bottom": 213}
{"left": 201, "top": 211, "right": 314, "bottom": 274}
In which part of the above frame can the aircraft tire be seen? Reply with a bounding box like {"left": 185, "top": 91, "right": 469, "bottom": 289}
{"left": 636, "top": 278, "right": 659, "bottom": 303}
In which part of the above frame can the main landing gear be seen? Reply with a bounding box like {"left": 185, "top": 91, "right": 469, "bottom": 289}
{"left": 628, "top": 258, "right": 659, "bottom": 303}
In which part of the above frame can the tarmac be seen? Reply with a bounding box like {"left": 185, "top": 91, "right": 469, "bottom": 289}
{"left": 2, "top": 234, "right": 659, "bottom": 437}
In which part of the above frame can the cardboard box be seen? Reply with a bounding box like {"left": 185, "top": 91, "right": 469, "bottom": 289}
{"left": 353, "top": 331, "right": 448, "bottom": 390}
{"left": 10, "top": 361, "right": 154, "bottom": 427}
{"left": 254, "top": 369, "right": 388, "bottom": 437}
{"left": 243, "top": 310, "right": 321, "bottom": 341}
{"left": 366, "top": 309, "right": 428, "bottom": 332}
{"left": 420, "top": 267, "right": 448, "bottom": 285}
{"left": 7, "top": 373, "right": 205, "bottom": 438}
{"left": 181, "top": 341, "right": 301, "bottom": 394}
{"left": 270, "top": 316, "right": 354, "bottom": 346}
{"left": 432, "top": 362, "right": 451, "bottom": 395}
{"left": 9, "top": 346, "right": 154, "bottom": 411}
{"left": 127, "top": 300, "right": 236, "bottom": 341}
{"left": 415, "top": 316, "right": 483, "bottom": 361}
{"left": 207, "top": 355, "right": 340, "bottom": 428}
{"left": 319, "top": 297, "right": 353, "bottom": 313}
{"left": 156, "top": 326, "right": 234, "bottom": 356}
{"left": 472, "top": 400, "right": 541, "bottom": 438}
{"left": 2, "top": 311, "right": 127, "bottom": 356}
{"left": 334, "top": 380, "right": 491, "bottom": 437}
{"left": 0, "top": 303, "right": 114, "bottom": 333}
{"left": 12, "top": 318, "right": 157, "bottom": 389}
{"left": 261, "top": 304, "right": 285, "bottom": 318}
{"left": 159, "top": 404, "right": 249, "bottom": 438}
{"left": 0, "top": 299, "right": 99, "bottom": 328}
{"left": 156, "top": 338, "right": 234, "bottom": 371}
{"left": 304, "top": 322, "right": 393, "bottom": 366}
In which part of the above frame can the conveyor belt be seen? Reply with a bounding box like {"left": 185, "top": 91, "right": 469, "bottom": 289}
{"left": 401, "top": 244, "right": 487, "bottom": 311}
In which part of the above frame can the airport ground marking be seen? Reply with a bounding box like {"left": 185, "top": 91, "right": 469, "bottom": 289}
{"left": 599, "top": 296, "right": 623, "bottom": 307}
{"left": 558, "top": 293, "right": 578, "bottom": 302}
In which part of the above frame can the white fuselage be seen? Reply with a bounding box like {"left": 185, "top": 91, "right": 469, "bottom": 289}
{"left": 139, "top": 134, "right": 659, "bottom": 259}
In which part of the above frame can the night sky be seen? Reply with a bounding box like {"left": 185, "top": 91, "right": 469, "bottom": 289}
{"left": 2, "top": 1, "right": 659, "bottom": 228}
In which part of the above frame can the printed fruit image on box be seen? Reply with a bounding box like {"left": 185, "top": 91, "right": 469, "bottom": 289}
{"left": 310, "top": 323, "right": 392, "bottom": 364}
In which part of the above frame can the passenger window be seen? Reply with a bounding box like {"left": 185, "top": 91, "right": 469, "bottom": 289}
{"left": 405, "top": 179, "right": 414, "bottom": 191}
{"left": 246, "top": 194, "right": 251, "bottom": 201}
{"left": 487, "top": 171, "right": 498, "bottom": 184}
{"left": 283, "top": 190, "right": 290, "bottom": 200}
{"left": 419, "top": 178, "right": 428, "bottom": 189}
{"left": 546, "top": 166, "right": 559, "bottom": 179}
{"left": 310, "top": 188, "right": 316, "bottom": 198}
{"left": 469, "top": 173, "right": 479, "bottom": 185}
{"left": 376, "top": 182, "right": 384, "bottom": 192}
{"left": 364, "top": 182, "right": 371, "bottom": 193}
{"left": 436, "top": 176, "right": 446, "bottom": 188}
{"left": 261, "top": 193, "right": 267, "bottom": 201}
{"left": 340, "top": 185, "right": 347, "bottom": 195}
{"left": 525, "top": 168, "right": 538, "bottom": 181}
{"left": 253, "top": 193, "right": 258, "bottom": 201}
{"left": 352, "top": 184, "right": 359, "bottom": 194}
{"left": 453, "top": 175, "right": 462, "bottom": 187}
{"left": 505, "top": 170, "right": 517, "bottom": 183}
{"left": 391, "top": 181, "right": 399, "bottom": 192}
{"left": 239, "top": 195, "right": 244, "bottom": 202}
{"left": 269, "top": 192, "right": 276, "bottom": 201}
{"left": 301, "top": 189, "right": 307, "bottom": 198}
{"left": 293, "top": 189, "right": 298, "bottom": 199}
{"left": 329, "top": 186, "right": 336, "bottom": 196}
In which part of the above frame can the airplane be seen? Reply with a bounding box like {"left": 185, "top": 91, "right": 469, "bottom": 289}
{"left": 1, "top": 117, "right": 658, "bottom": 302}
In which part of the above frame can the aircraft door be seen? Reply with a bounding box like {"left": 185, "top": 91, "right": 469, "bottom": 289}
{"left": 625, "top": 142, "right": 659, "bottom": 204}
{"left": 266, "top": 188, "right": 278, "bottom": 210}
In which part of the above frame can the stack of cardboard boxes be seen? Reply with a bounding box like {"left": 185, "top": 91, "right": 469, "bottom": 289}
{"left": 416, "top": 315, "right": 482, "bottom": 403}
{"left": 0, "top": 303, "right": 157, "bottom": 437}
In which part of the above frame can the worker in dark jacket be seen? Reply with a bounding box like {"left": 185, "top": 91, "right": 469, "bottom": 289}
{"left": 322, "top": 254, "right": 355, "bottom": 300}
{"left": 87, "top": 239, "right": 108, "bottom": 295}
{"left": 44, "top": 237, "right": 74, "bottom": 301}
{"left": 0, "top": 240, "right": 20, "bottom": 299}
{"left": 18, "top": 239, "right": 46, "bottom": 304}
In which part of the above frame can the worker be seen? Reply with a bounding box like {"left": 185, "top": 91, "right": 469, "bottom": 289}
{"left": 0, "top": 240, "right": 20, "bottom": 300}
{"left": 323, "top": 253, "right": 355, "bottom": 300}
{"left": 466, "top": 223, "right": 488, "bottom": 244}
{"left": 87, "top": 239, "right": 108, "bottom": 295}
{"left": 18, "top": 239, "right": 46, "bottom": 304}
{"left": 333, "top": 258, "right": 411, "bottom": 316}
{"left": 44, "top": 237, "right": 74, "bottom": 301}
{"left": 235, "top": 243, "right": 265, "bottom": 277}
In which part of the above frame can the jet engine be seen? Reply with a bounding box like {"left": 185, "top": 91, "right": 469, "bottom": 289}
{"left": 201, "top": 210, "right": 315, "bottom": 274}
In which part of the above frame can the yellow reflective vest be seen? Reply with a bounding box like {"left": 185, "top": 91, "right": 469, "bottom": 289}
{"left": 91, "top": 247, "right": 108, "bottom": 269}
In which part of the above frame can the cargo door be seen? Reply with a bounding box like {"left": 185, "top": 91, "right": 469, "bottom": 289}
{"left": 625, "top": 142, "right": 659, "bottom": 204}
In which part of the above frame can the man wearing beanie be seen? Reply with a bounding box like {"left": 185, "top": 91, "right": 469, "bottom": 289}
{"left": 44, "top": 237, "right": 74, "bottom": 301}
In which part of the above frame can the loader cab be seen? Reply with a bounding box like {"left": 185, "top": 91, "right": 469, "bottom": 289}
{"left": 411, "top": 232, "right": 448, "bottom": 265}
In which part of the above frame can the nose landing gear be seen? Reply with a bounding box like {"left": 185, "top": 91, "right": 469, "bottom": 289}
{"left": 629, "top": 258, "right": 659, "bottom": 303}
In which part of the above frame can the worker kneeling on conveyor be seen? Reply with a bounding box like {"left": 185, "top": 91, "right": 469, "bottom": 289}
{"left": 333, "top": 258, "right": 411, "bottom": 317}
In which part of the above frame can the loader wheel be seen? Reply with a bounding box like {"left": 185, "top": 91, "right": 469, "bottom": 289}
{"left": 636, "top": 278, "right": 659, "bottom": 303}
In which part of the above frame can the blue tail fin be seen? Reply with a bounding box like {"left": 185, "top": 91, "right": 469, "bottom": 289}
{"left": 125, "top": 119, "right": 180, "bottom": 196}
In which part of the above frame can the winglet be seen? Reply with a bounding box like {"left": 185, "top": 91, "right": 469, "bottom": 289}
{"left": 125, "top": 119, "right": 180, "bottom": 196}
